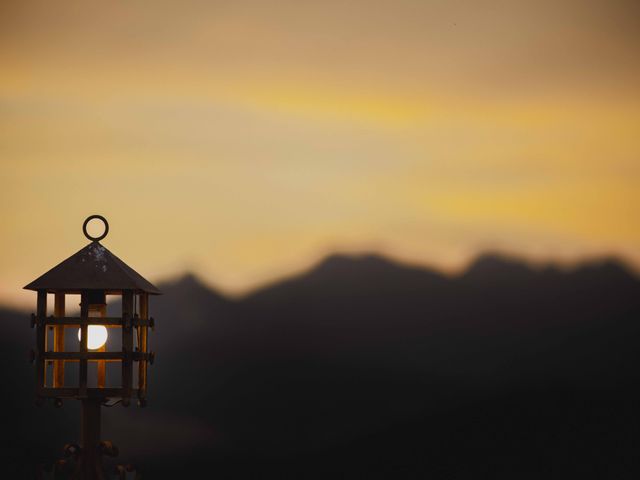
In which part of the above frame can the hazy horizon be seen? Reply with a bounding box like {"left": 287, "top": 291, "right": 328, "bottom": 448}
{"left": 8, "top": 246, "right": 639, "bottom": 311}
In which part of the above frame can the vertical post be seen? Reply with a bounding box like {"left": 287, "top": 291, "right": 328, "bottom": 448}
{"left": 81, "top": 398, "right": 102, "bottom": 480}
{"left": 138, "top": 293, "right": 149, "bottom": 400}
{"left": 97, "top": 304, "right": 107, "bottom": 389}
{"left": 79, "top": 291, "right": 89, "bottom": 398}
{"left": 122, "top": 291, "right": 134, "bottom": 404}
{"left": 36, "top": 290, "right": 47, "bottom": 393}
{"left": 53, "top": 293, "right": 65, "bottom": 388}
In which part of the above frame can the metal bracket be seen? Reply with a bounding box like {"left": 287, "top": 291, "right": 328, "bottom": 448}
{"left": 122, "top": 313, "right": 133, "bottom": 332}
{"left": 35, "top": 440, "right": 142, "bottom": 480}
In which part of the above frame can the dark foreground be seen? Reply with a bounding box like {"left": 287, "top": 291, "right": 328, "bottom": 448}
{"left": 2, "top": 253, "right": 640, "bottom": 479}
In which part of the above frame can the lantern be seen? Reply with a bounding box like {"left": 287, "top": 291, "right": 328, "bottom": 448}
{"left": 24, "top": 215, "right": 160, "bottom": 478}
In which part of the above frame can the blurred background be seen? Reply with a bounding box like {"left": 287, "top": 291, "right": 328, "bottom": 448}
{"left": 1, "top": 0, "right": 640, "bottom": 478}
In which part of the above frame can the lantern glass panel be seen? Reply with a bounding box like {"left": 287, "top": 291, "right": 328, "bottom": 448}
{"left": 64, "top": 361, "right": 79, "bottom": 388}
{"left": 105, "top": 362, "right": 122, "bottom": 389}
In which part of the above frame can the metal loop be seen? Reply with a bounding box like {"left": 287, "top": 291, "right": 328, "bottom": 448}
{"left": 83, "top": 215, "right": 109, "bottom": 241}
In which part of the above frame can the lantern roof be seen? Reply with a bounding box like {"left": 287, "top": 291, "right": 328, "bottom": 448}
{"left": 23, "top": 216, "right": 161, "bottom": 295}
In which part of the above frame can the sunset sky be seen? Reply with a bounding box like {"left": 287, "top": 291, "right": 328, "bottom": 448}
{"left": 1, "top": 0, "right": 639, "bottom": 308}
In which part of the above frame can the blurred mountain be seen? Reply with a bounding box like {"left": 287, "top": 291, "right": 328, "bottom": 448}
{"left": 145, "top": 272, "right": 235, "bottom": 349}
{"left": 3, "top": 252, "right": 640, "bottom": 479}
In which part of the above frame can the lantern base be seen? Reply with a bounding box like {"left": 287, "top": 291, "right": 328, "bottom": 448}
{"left": 37, "top": 399, "right": 139, "bottom": 479}
{"left": 80, "top": 398, "right": 102, "bottom": 479}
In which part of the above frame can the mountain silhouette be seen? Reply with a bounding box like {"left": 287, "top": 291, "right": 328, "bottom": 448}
{"left": 3, "top": 252, "right": 640, "bottom": 478}
{"left": 462, "top": 252, "right": 536, "bottom": 282}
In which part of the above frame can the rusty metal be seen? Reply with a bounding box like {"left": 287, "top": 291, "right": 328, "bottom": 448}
{"left": 36, "top": 441, "right": 140, "bottom": 480}
{"left": 39, "top": 315, "right": 154, "bottom": 326}
{"left": 26, "top": 216, "right": 160, "bottom": 479}
{"left": 23, "top": 218, "right": 161, "bottom": 294}
{"left": 82, "top": 215, "right": 109, "bottom": 242}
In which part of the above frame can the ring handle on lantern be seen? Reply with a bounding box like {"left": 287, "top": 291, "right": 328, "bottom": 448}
{"left": 83, "top": 215, "right": 109, "bottom": 242}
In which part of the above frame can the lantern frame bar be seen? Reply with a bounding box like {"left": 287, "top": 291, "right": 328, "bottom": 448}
{"left": 79, "top": 291, "right": 89, "bottom": 397}
{"left": 33, "top": 289, "right": 153, "bottom": 403}
{"left": 35, "top": 315, "right": 154, "bottom": 327}
{"left": 43, "top": 351, "right": 154, "bottom": 361}
{"left": 38, "top": 388, "right": 140, "bottom": 399}
{"left": 121, "top": 291, "right": 134, "bottom": 403}
{"left": 36, "top": 290, "right": 47, "bottom": 394}
{"left": 53, "top": 293, "right": 65, "bottom": 387}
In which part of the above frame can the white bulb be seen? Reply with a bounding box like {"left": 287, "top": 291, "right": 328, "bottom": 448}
{"left": 78, "top": 325, "right": 108, "bottom": 350}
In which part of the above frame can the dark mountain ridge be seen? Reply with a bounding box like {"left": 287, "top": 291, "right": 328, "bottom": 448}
{"left": 165, "top": 250, "right": 638, "bottom": 307}
{"left": 3, "top": 251, "right": 640, "bottom": 478}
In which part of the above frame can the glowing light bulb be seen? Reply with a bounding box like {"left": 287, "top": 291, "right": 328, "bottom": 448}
{"left": 78, "top": 325, "right": 108, "bottom": 350}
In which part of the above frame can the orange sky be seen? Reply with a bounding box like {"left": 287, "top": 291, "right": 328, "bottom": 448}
{"left": 1, "top": 0, "right": 639, "bottom": 308}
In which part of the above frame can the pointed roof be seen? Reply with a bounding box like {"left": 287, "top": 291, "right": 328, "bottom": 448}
{"left": 24, "top": 241, "right": 161, "bottom": 294}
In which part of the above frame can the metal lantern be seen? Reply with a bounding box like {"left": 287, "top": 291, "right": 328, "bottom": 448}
{"left": 24, "top": 215, "right": 160, "bottom": 478}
